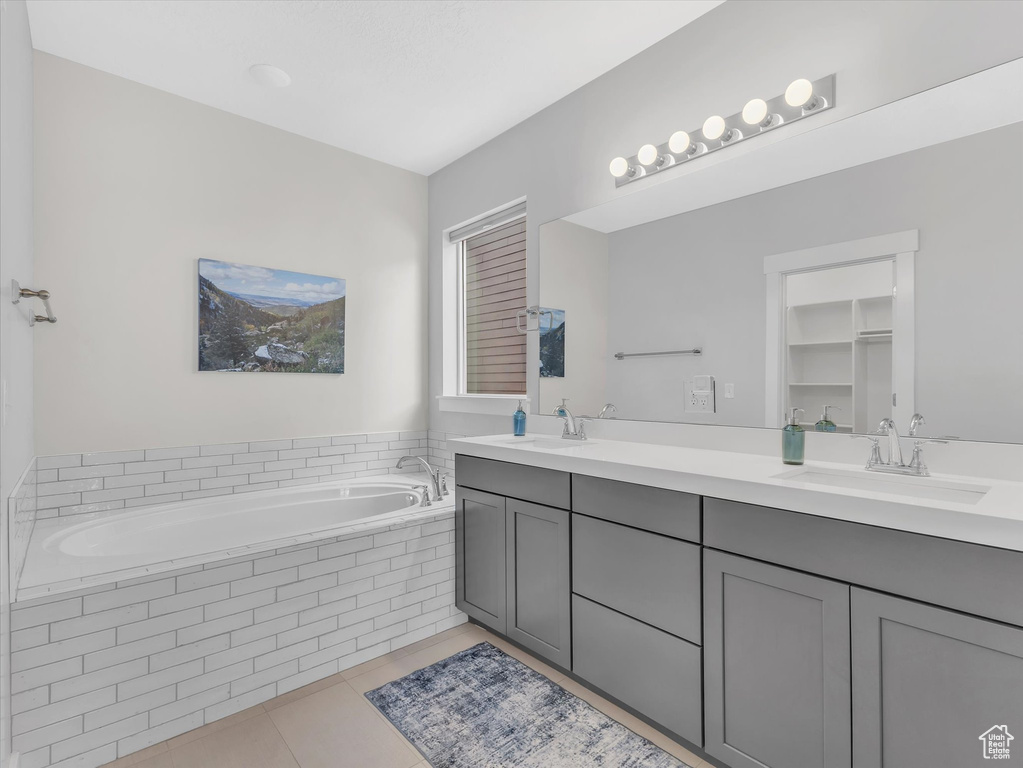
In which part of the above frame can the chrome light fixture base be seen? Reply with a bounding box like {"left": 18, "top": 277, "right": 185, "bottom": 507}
{"left": 612, "top": 74, "right": 835, "bottom": 188}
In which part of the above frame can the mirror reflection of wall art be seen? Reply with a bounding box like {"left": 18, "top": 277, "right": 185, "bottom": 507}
{"left": 539, "top": 308, "right": 565, "bottom": 378}
{"left": 198, "top": 259, "right": 346, "bottom": 374}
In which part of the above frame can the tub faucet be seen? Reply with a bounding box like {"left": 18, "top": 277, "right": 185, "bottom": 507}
{"left": 396, "top": 456, "right": 447, "bottom": 503}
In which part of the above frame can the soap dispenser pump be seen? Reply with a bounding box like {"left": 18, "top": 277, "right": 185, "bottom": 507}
{"left": 782, "top": 407, "right": 805, "bottom": 465}
{"left": 815, "top": 405, "right": 841, "bottom": 432}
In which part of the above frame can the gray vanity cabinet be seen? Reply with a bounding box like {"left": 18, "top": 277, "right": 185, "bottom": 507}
{"left": 457, "top": 455, "right": 1023, "bottom": 768}
{"left": 704, "top": 549, "right": 852, "bottom": 768}
{"left": 851, "top": 588, "right": 1023, "bottom": 768}
{"left": 455, "top": 487, "right": 508, "bottom": 634}
{"left": 455, "top": 456, "right": 573, "bottom": 666}
{"left": 505, "top": 499, "right": 571, "bottom": 668}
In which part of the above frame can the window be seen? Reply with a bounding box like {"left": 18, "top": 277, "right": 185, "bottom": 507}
{"left": 459, "top": 216, "right": 527, "bottom": 395}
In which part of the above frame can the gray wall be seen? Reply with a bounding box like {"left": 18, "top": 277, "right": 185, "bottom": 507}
{"left": 0, "top": 0, "right": 35, "bottom": 762}
{"left": 603, "top": 123, "right": 1023, "bottom": 443}
{"left": 427, "top": 0, "right": 1023, "bottom": 439}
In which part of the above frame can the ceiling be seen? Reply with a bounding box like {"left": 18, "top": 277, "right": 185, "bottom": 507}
{"left": 25, "top": 0, "right": 724, "bottom": 175}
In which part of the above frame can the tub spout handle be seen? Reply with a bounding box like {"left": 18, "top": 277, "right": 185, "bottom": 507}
{"left": 413, "top": 485, "right": 431, "bottom": 507}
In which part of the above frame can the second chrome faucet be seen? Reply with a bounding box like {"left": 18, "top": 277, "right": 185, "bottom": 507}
{"left": 855, "top": 414, "right": 946, "bottom": 476}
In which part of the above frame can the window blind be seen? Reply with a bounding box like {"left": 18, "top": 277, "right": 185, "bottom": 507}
{"left": 463, "top": 216, "right": 527, "bottom": 395}
{"left": 448, "top": 201, "right": 527, "bottom": 243}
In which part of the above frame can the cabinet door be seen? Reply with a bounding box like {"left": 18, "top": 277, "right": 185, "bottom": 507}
{"left": 455, "top": 487, "right": 506, "bottom": 634}
{"left": 505, "top": 499, "right": 571, "bottom": 668}
{"left": 705, "top": 550, "right": 851, "bottom": 768}
{"left": 851, "top": 588, "right": 1023, "bottom": 768}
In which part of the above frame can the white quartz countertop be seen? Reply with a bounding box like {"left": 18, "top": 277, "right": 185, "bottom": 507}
{"left": 448, "top": 434, "right": 1023, "bottom": 552}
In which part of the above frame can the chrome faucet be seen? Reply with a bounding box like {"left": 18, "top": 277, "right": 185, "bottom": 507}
{"left": 551, "top": 403, "right": 587, "bottom": 440}
{"left": 877, "top": 418, "right": 904, "bottom": 468}
{"left": 854, "top": 414, "right": 945, "bottom": 477}
{"left": 395, "top": 456, "right": 447, "bottom": 503}
{"left": 598, "top": 403, "right": 618, "bottom": 419}
{"left": 908, "top": 413, "right": 926, "bottom": 436}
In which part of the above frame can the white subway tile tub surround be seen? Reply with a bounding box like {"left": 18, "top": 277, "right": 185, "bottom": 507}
{"left": 33, "top": 431, "right": 431, "bottom": 520}
{"left": 17, "top": 476, "right": 451, "bottom": 603}
{"left": 9, "top": 512, "right": 464, "bottom": 768}
{"left": 427, "top": 431, "right": 463, "bottom": 475}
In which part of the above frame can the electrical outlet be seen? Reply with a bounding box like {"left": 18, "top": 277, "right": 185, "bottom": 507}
{"left": 684, "top": 376, "right": 716, "bottom": 413}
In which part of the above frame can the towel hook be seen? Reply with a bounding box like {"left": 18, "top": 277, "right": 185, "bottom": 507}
{"left": 11, "top": 280, "right": 57, "bottom": 325}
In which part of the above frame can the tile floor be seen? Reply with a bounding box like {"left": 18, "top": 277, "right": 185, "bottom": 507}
{"left": 101, "top": 622, "right": 709, "bottom": 768}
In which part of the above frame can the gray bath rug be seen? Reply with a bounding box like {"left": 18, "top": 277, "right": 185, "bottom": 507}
{"left": 365, "top": 641, "right": 693, "bottom": 768}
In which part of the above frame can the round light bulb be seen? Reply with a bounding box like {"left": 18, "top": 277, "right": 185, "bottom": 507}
{"left": 785, "top": 78, "right": 814, "bottom": 107}
{"left": 668, "top": 131, "right": 690, "bottom": 154}
{"left": 637, "top": 144, "right": 659, "bottom": 166}
{"left": 742, "top": 98, "right": 768, "bottom": 125}
{"left": 609, "top": 157, "right": 630, "bottom": 178}
{"left": 702, "top": 115, "right": 726, "bottom": 141}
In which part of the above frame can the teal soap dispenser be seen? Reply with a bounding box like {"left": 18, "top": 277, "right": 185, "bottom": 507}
{"left": 814, "top": 405, "right": 840, "bottom": 432}
{"left": 513, "top": 400, "right": 527, "bottom": 437}
{"left": 782, "top": 407, "right": 805, "bottom": 465}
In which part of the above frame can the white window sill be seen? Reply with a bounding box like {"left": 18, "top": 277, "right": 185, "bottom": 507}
{"left": 437, "top": 395, "right": 529, "bottom": 416}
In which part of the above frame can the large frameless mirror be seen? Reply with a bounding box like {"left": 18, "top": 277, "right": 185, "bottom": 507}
{"left": 537, "top": 62, "right": 1023, "bottom": 444}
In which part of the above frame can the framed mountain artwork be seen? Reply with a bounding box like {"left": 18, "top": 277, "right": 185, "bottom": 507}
{"left": 198, "top": 259, "right": 346, "bottom": 374}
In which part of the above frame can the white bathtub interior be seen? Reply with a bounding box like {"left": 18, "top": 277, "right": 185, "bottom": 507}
{"left": 17, "top": 475, "right": 449, "bottom": 601}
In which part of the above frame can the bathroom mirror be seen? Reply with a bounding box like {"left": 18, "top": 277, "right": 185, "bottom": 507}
{"left": 538, "top": 63, "right": 1023, "bottom": 444}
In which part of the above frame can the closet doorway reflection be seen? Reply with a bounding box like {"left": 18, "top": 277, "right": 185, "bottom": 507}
{"left": 765, "top": 230, "right": 917, "bottom": 431}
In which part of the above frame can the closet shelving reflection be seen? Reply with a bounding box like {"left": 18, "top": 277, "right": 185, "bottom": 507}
{"left": 786, "top": 295, "right": 893, "bottom": 433}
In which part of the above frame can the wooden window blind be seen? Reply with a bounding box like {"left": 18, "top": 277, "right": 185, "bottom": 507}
{"left": 463, "top": 216, "right": 527, "bottom": 395}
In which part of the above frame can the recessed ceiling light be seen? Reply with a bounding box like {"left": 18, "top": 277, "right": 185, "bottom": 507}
{"left": 249, "top": 64, "right": 291, "bottom": 88}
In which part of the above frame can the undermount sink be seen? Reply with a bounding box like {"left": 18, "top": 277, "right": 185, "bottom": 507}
{"left": 498, "top": 436, "right": 596, "bottom": 451}
{"left": 774, "top": 466, "right": 990, "bottom": 505}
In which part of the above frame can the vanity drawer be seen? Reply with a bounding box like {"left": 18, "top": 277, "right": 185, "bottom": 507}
{"left": 704, "top": 497, "right": 1023, "bottom": 627}
{"left": 573, "top": 514, "right": 701, "bottom": 643}
{"left": 455, "top": 455, "right": 571, "bottom": 510}
{"left": 573, "top": 594, "right": 703, "bottom": 746}
{"left": 572, "top": 474, "right": 700, "bottom": 542}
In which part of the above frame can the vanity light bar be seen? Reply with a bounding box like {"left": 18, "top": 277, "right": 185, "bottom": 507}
{"left": 609, "top": 75, "right": 836, "bottom": 188}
